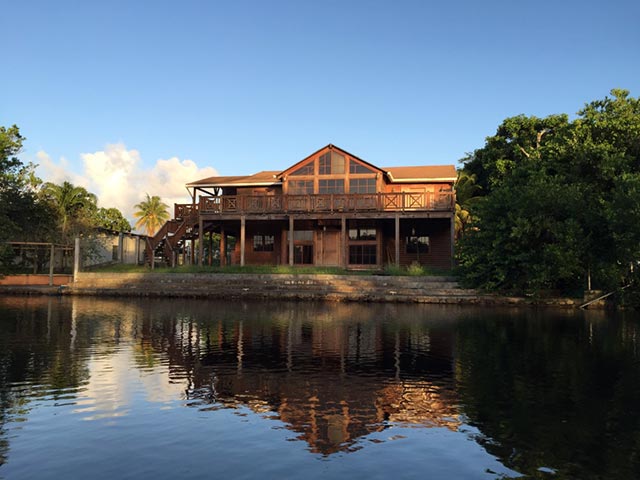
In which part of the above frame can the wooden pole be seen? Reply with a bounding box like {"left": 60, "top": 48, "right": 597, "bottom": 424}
{"left": 450, "top": 213, "right": 455, "bottom": 269}
{"left": 198, "top": 218, "right": 204, "bottom": 266}
{"left": 395, "top": 214, "right": 400, "bottom": 267}
{"left": 220, "top": 227, "right": 226, "bottom": 266}
{"left": 341, "top": 215, "right": 347, "bottom": 267}
{"left": 240, "top": 216, "right": 246, "bottom": 267}
{"left": 289, "top": 216, "right": 294, "bottom": 266}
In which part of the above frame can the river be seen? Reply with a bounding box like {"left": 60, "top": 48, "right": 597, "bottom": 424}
{"left": 0, "top": 296, "right": 638, "bottom": 479}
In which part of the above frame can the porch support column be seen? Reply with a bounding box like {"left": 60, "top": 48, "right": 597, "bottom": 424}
{"left": 220, "top": 226, "right": 226, "bottom": 266}
{"left": 288, "top": 216, "right": 294, "bottom": 266}
{"left": 240, "top": 216, "right": 246, "bottom": 266}
{"left": 395, "top": 214, "right": 400, "bottom": 267}
{"left": 450, "top": 213, "right": 455, "bottom": 269}
{"left": 198, "top": 218, "right": 204, "bottom": 266}
{"left": 341, "top": 215, "right": 347, "bottom": 268}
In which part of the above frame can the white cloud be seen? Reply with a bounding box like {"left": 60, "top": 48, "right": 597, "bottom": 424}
{"left": 36, "top": 143, "right": 219, "bottom": 229}
{"left": 36, "top": 151, "right": 87, "bottom": 187}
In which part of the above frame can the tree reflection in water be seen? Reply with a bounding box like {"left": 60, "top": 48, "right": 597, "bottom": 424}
{"left": 0, "top": 296, "right": 639, "bottom": 479}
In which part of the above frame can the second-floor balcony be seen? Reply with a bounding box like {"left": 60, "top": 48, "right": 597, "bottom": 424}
{"left": 175, "top": 191, "right": 454, "bottom": 219}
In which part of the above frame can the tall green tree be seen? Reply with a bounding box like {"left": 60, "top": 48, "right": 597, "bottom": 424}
{"left": 458, "top": 89, "right": 640, "bottom": 299}
{"left": 0, "top": 125, "right": 56, "bottom": 272}
{"left": 133, "top": 194, "right": 169, "bottom": 236}
{"left": 94, "top": 207, "right": 132, "bottom": 232}
{"left": 40, "top": 181, "right": 98, "bottom": 241}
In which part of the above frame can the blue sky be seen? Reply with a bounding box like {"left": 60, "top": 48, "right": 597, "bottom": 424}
{"left": 2, "top": 0, "right": 639, "bottom": 218}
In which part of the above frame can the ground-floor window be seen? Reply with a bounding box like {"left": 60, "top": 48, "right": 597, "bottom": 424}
{"left": 406, "top": 236, "right": 430, "bottom": 253}
{"left": 349, "top": 245, "right": 377, "bottom": 265}
{"left": 253, "top": 234, "right": 274, "bottom": 252}
{"left": 348, "top": 228, "right": 376, "bottom": 240}
{"left": 294, "top": 245, "right": 313, "bottom": 264}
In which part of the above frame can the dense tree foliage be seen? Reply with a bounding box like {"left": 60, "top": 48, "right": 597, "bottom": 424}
{"left": 453, "top": 171, "right": 482, "bottom": 241}
{"left": 94, "top": 207, "right": 132, "bottom": 232}
{"left": 0, "top": 126, "right": 56, "bottom": 270}
{"left": 39, "top": 181, "right": 98, "bottom": 242}
{"left": 458, "top": 89, "right": 640, "bottom": 299}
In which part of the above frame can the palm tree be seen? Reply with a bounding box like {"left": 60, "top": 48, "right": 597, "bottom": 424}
{"left": 40, "top": 181, "right": 97, "bottom": 239}
{"left": 134, "top": 194, "right": 170, "bottom": 236}
{"left": 454, "top": 172, "right": 482, "bottom": 241}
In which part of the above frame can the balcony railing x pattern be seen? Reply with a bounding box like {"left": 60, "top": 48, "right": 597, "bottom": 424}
{"left": 177, "top": 192, "right": 454, "bottom": 217}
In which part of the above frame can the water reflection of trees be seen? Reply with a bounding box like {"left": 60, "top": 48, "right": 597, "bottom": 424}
{"left": 0, "top": 297, "right": 91, "bottom": 465}
{"left": 454, "top": 309, "right": 640, "bottom": 480}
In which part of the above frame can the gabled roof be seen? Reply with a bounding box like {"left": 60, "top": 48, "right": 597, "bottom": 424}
{"left": 186, "top": 170, "right": 281, "bottom": 188}
{"left": 187, "top": 145, "right": 456, "bottom": 188}
{"left": 278, "top": 144, "right": 386, "bottom": 179}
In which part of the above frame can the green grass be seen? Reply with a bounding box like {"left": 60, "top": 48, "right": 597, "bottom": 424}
{"left": 87, "top": 262, "right": 454, "bottom": 277}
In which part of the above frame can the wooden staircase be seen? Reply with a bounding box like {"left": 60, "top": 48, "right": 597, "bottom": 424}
{"left": 145, "top": 209, "right": 199, "bottom": 267}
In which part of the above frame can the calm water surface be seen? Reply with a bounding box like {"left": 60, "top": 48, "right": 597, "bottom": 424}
{"left": 0, "top": 296, "right": 639, "bottom": 479}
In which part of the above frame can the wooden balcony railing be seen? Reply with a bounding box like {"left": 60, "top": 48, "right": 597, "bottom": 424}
{"left": 184, "top": 191, "right": 454, "bottom": 216}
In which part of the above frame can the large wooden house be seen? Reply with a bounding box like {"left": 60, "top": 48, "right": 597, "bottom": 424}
{"left": 147, "top": 144, "right": 456, "bottom": 270}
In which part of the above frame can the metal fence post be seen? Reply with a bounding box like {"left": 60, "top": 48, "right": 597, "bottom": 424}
{"left": 49, "top": 243, "right": 55, "bottom": 286}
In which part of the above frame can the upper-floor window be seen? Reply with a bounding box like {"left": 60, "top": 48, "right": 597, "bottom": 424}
{"left": 289, "top": 180, "right": 313, "bottom": 194}
{"left": 349, "top": 178, "right": 376, "bottom": 194}
{"left": 318, "top": 179, "right": 344, "bottom": 194}
{"left": 319, "top": 152, "right": 345, "bottom": 175}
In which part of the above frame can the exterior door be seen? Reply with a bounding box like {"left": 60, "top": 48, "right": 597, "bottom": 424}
{"left": 317, "top": 229, "right": 340, "bottom": 266}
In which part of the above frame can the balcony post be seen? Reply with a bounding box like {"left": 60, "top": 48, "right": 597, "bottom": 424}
{"left": 341, "top": 215, "right": 347, "bottom": 268}
{"left": 198, "top": 217, "right": 204, "bottom": 266}
{"left": 240, "top": 216, "right": 246, "bottom": 267}
{"left": 450, "top": 213, "right": 456, "bottom": 269}
{"left": 220, "top": 226, "right": 226, "bottom": 266}
{"left": 289, "top": 216, "right": 294, "bottom": 266}
{"left": 395, "top": 214, "right": 400, "bottom": 266}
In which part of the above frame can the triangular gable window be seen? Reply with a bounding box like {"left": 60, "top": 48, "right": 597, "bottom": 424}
{"left": 349, "top": 160, "right": 375, "bottom": 174}
{"left": 290, "top": 163, "right": 314, "bottom": 176}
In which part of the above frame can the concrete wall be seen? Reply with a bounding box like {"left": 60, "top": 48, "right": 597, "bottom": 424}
{"left": 67, "top": 272, "right": 529, "bottom": 305}
{"left": 84, "top": 234, "right": 145, "bottom": 267}
{"left": 0, "top": 274, "right": 73, "bottom": 286}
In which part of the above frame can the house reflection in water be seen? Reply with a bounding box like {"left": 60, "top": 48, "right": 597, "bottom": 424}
{"left": 148, "top": 301, "right": 465, "bottom": 455}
